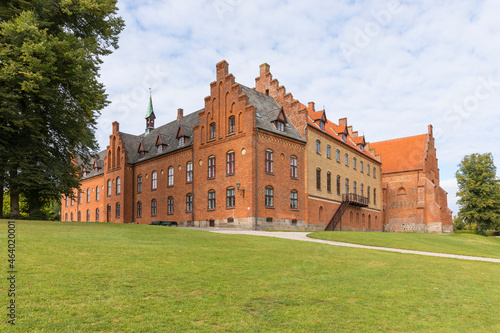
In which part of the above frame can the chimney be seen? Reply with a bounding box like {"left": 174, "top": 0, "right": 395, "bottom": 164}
{"left": 308, "top": 102, "right": 315, "bottom": 111}
{"left": 260, "top": 63, "right": 270, "bottom": 77}
{"left": 177, "top": 108, "right": 183, "bottom": 121}
{"left": 339, "top": 117, "right": 347, "bottom": 127}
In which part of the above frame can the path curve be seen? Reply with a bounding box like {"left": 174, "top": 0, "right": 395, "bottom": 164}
{"left": 188, "top": 228, "right": 500, "bottom": 263}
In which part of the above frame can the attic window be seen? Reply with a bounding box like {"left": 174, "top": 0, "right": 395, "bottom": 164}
{"left": 139, "top": 151, "right": 146, "bottom": 159}
{"left": 319, "top": 121, "right": 325, "bottom": 130}
{"left": 342, "top": 134, "right": 347, "bottom": 142}
{"left": 360, "top": 144, "right": 364, "bottom": 152}
{"left": 178, "top": 136, "right": 185, "bottom": 147}
{"left": 276, "top": 120, "right": 285, "bottom": 132}
{"left": 157, "top": 145, "right": 163, "bottom": 154}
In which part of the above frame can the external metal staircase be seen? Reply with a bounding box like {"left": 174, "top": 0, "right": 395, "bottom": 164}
{"left": 324, "top": 193, "right": 368, "bottom": 231}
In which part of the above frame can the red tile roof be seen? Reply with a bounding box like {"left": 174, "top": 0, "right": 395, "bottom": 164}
{"left": 370, "top": 134, "right": 427, "bottom": 173}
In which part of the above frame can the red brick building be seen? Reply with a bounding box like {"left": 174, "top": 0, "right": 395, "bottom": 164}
{"left": 61, "top": 60, "right": 452, "bottom": 232}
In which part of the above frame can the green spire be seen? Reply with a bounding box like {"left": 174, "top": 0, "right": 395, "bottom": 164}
{"left": 145, "top": 92, "right": 154, "bottom": 119}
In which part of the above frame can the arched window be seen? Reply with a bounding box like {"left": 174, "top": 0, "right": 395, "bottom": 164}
{"left": 362, "top": 214, "right": 365, "bottom": 226}
{"left": 368, "top": 215, "right": 371, "bottom": 229}
{"left": 361, "top": 183, "right": 364, "bottom": 197}
{"left": 356, "top": 212, "right": 359, "bottom": 225}
{"left": 228, "top": 116, "right": 235, "bottom": 133}
{"left": 137, "top": 175, "right": 142, "bottom": 193}
{"left": 290, "top": 156, "right": 297, "bottom": 178}
{"left": 265, "top": 186, "right": 274, "bottom": 207}
{"left": 70, "top": 212, "right": 73, "bottom": 222}
{"left": 186, "top": 162, "right": 193, "bottom": 183}
{"left": 116, "top": 177, "right": 121, "bottom": 194}
{"left": 336, "top": 175, "right": 341, "bottom": 195}
{"left": 168, "top": 167, "right": 174, "bottom": 186}
{"left": 345, "top": 178, "right": 349, "bottom": 194}
{"left": 77, "top": 211, "right": 81, "bottom": 222}
{"left": 326, "top": 145, "right": 331, "bottom": 159}
{"left": 226, "top": 151, "right": 235, "bottom": 175}
{"left": 327, "top": 172, "right": 331, "bottom": 193}
{"left": 353, "top": 157, "right": 357, "bottom": 170}
{"left": 86, "top": 209, "right": 90, "bottom": 222}
{"left": 65, "top": 196, "right": 68, "bottom": 207}
{"left": 316, "top": 140, "right": 321, "bottom": 154}
{"left": 96, "top": 186, "right": 100, "bottom": 201}
{"left": 137, "top": 201, "right": 142, "bottom": 217}
{"left": 350, "top": 211, "right": 353, "bottom": 224}
{"left": 78, "top": 191, "right": 82, "bottom": 204}
{"left": 353, "top": 181, "right": 357, "bottom": 195}
{"left": 116, "top": 202, "right": 120, "bottom": 218}
{"left": 345, "top": 153, "right": 349, "bottom": 166}
{"left": 208, "top": 156, "right": 216, "bottom": 178}
{"left": 87, "top": 188, "right": 91, "bottom": 202}
{"left": 265, "top": 149, "right": 273, "bottom": 173}
{"left": 210, "top": 122, "right": 216, "bottom": 139}
{"left": 319, "top": 206, "right": 324, "bottom": 222}
{"left": 360, "top": 161, "right": 364, "bottom": 173}
{"left": 374, "top": 188, "right": 377, "bottom": 205}
{"left": 152, "top": 171, "right": 157, "bottom": 190}
{"left": 151, "top": 199, "right": 157, "bottom": 216}
{"left": 367, "top": 164, "right": 370, "bottom": 175}
{"left": 373, "top": 167, "right": 376, "bottom": 178}
{"left": 226, "top": 187, "right": 235, "bottom": 207}
{"left": 316, "top": 168, "right": 321, "bottom": 190}
{"left": 336, "top": 149, "right": 340, "bottom": 162}
{"left": 208, "top": 190, "right": 216, "bottom": 210}
{"left": 367, "top": 186, "right": 371, "bottom": 203}
{"left": 95, "top": 208, "right": 99, "bottom": 222}
{"left": 107, "top": 179, "right": 111, "bottom": 196}
{"left": 290, "top": 190, "right": 298, "bottom": 210}
{"left": 167, "top": 197, "right": 174, "bottom": 214}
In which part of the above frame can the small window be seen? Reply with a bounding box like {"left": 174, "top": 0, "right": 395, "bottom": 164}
{"left": 228, "top": 116, "right": 236, "bottom": 133}
{"left": 327, "top": 172, "right": 331, "bottom": 193}
{"left": 208, "top": 190, "right": 216, "bottom": 210}
{"left": 345, "top": 153, "right": 349, "bottom": 166}
{"left": 360, "top": 161, "right": 364, "bottom": 173}
{"left": 210, "top": 122, "right": 216, "bottom": 139}
{"left": 290, "top": 190, "right": 298, "bottom": 210}
{"left": 96, "top": 186, "right": 100, "bottom": 201}
{"left": 265, "top": 149, "right": 273, "bottom": 173}
{"left": 167, "top": 196, "right": 174, "bottom": 214}
{"left": 367, "top": 164, "right": 370, "bottom": 175}
{"left": 316, "top": 140, "right": 321, "bottom": 154}
{"left": 116, "top": 177, "right": 121, "bottom": 195}
{"left": 208, "top": 156, "right": 216, "bottom": 178}
{"left": 137, "top": 201, "right": 142, "bottom": 217}
{"left": 226, "top": 151, "right": 235, "bottom": 175}
{"left": 319, "top": 121, "right": 325, "bottom": 130}
{"left": 107, "top": 179, "right": 111, "bottom": 196}
{"left": 228, "top": 217, "right": 234, "bottom": 223}
{"left": 178, "top": 136, "right": 185, "bottom": 147}
{"left": 226, "top": 187, "right": 235, "bottom": 208}
{"left": 290, "top": 156, "right": 297, "bottom": 178}
{"left": 265, "top": 186, "right": 274, "bottom": 207}
{"left": 151, "top": 199, "right": 157, "bottom": 216}
{"left": 316, "top": 168, "right": 321, "bottom": 190}
{"left": 291, "top": 219, "right": 297, "bottom": 225}
{"left": 342, "top": 134, "right": 347, "bottom": 142}
{"left": 116, "top": 202, "right": 120, "bottom": 218}
{"left": 336, "top": 149, "right": 340, "bottom": 162}
{"left": 168, "top": 166, "right": 174, "bottom": 186}
{"left": 360, "top": 144, "right": 364, "bottom": 152}
{"left": 373, "top": 167, "right": 376, "bottom": 178}
{"left": 152, "top": 171, "right": 157, "bottom": 190}
{"left": 137, "top": 175, "right": 142, "bottom": 193}
{"left": 326, "top": 145, "right": 331, "bottom": 159}
{"left": 276, "top": 121, "right": 285, "bottom": 132}
{"left": 186, "top": 194, "right": 193, "bottom": 212}
{"left": 266, "top": 217, "right": 273, "bottom": 223}
{"left": 353, "top": 158, "right": 357, "bottom": 170}
{"left": 186, "top": 162, "right": 193, "bottom": 183}
{"left": 157, "top": 144, "right": 163, "bottom": 154}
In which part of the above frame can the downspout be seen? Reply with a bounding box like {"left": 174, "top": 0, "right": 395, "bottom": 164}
{"left": 254, "top": 127, "right": 259, "bottom": 230}
{"left": 131, "top": 164, "right": 135, "bottom": 223}
{"left": 191, "top": 145, "right": 195, "bottom": 226}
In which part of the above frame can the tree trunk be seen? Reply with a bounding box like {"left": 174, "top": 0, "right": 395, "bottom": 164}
{"left": 9, "top": 169, "right": 20, "bottom": 216}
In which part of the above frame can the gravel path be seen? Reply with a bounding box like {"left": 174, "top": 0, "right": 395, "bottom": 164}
{"left": 187, "top": 228, "right": 500, "bottom": 263}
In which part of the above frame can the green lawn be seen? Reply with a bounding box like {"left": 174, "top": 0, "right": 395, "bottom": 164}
{"left": 1, "top": 220, "right": 499, "bottom": 332}
{"left": 308, "top": 231, "right": 500, "bottom": 259}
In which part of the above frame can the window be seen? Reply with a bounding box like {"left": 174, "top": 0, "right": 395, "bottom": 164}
{"left": 137, "top": 175, "right": 142, "bottom": 193}
{"left": 265, "top": 186, "right": 274, "bottom": 207}
{"left": 290, "top": 156, "right": 297, "bottom": 178}
{"left": 70, "top": 212, "right": 73, "bottom": 221}
{"left": 210, "top": 122, "right": 216, "bottom": 139}
{"left": 226, "top": 187, "right": 235, "bottom": 207}
{"left": 316, "top": 168, "right": 321, "bottom": 190}
{"left": 316, "top": 140, "right": 321, "bottom": 154}
{"left": 342, "top": 133, "right": 347, "bottom": 142}
{"left": 178, "top": 136, "right": 185, "bottom": 147}
{"left": 360, "top": 161, "right": 364, "bottom": 173}
{"left": 226, "top": 151, "right": 235, "bottom": 175}
{"left": 353, "top": 158, "right": 357, "bottom": 170}
{"left": 265, "top": 149, "right": 273, "bottom": 173}
{"left": 186, "top": 162, "right": 193, "bottom": 183}
{"left": 290, "top": 190, "right": 298, "bottom": 209}
{"left": 95, "top": 208, "right": 99, "bottom": 222}
{"left": 65, "top": 196, "right": 68, "bottom": 207}
{"left": 374, "top": 188, "right": 377, "bottom": 205}
{"left": 71, "top": 197, "right": 74, "bottom": 206}
{"left": 186, "top": 194, "right": 193, "bottom": 212}
{"left": 336, "top": 149, "right": 340, "bottom": 162}
{"left": 326, "top": 145, "right": 331, "bottom": 159}
{"left": 345, "top": 153, "right": 349, "bottom": 166}
{"left": 319, "top": 120, "right": 325, "bottom": 130}
{"left": 167, "top": 197, "right": 174, "bottom": 214}
{"left": 368, "top": 186, "right": 371, "bottom": 203}
{"left": 373, "top": 167, "right": 376, "bottom": 178}
{"left": 78, "top": 191, "right": 82, "bottom": 204}
{"left": 65, "top": 213, "right": 68, "bottom": 221}
{"left": 168, "top": 166, "right": 174, "bottom": 186}
{"left": 208, "top": 156, "right": 216, "bottom": 178}
{"left": 353, "top": 181, "right": 357, "bottom": 195}
{"left": 78, "top": 211, "right": 81, "bottom": 222}
{"left": 86, "top": 209, "right": 90, "bottom": 222}
{"left": 345, "top": 178, "right": 349, "bottom": 194}
{"left": 107, "top": 179, "right": 111, "bottom": 196}
{"left": 228, "top": 116, "right": 235, "bottom": 133}
{"left": 276, "top": 120, "right": 285, "bottom": 132}
{"left": 336, "top": 175, "right": 341, "bottom": 195}
{"left": 367, "top": 164, "right": 370, "bottom": 175}
{"left": 157, "top": 144, "right": 163, "bottom": 154}
{"left": 152, "top": 171, "right": 157, "bottom": 190}
{"left": 208, "top": 190, "right": 216, "bottom": 210}
{"left": 116, "top": 177, "right": 121, "bottom": 194}
{"left": 137, "top": 201, "right": 142, "bottom": 217}
{"left": 96, "top": 186, "right": 100, "bottom": 201}
{"left": 327, "top": 172, "right": 331, "bottom": 193}
{"left": 116, "top": 202, "right": 120, "bottom": 218}
{"left": 360, "top": 144, "right": 364, "bottom": 152}
{"left": 151, "top": 199, "right": 157, "bottom": 216}
{"left": 361, "top": 183, "right": 364, "bottom": 197}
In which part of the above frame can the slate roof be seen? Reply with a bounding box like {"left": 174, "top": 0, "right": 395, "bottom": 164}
{"left": 370, "top": 134, "right": 427, "bottom": 174}
{"left": 241, "top": 85, "right": 306, "bottom": 143}
{"left": 81, "top": 150, "right": 107, "bottom": 180}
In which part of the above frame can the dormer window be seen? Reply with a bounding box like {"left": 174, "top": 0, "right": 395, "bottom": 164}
{"left": 360, "top": 144, "right": 364, "bottom": 152}
{"left": 276, "top": 120, "right": 285, "bottom": 132}
{"left": 178, "top": 136, "right": 185, "bottom": 147}
{"left": 342, "top": 134, "right": 347, "bottom": 142}
{"left": 319, "top": 121, "right": 325, "bottom": 130}
{"left": 157, "top": 145, "right": 163, "bottom": 154}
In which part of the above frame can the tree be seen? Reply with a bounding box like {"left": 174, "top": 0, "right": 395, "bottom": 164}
{"left": 0, "top": 1, "right": 124, "bottom": 217}
{"left": 456, "top": 153, "right": 500, "bottom": 232}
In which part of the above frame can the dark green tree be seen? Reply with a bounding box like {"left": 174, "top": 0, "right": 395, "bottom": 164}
{"left": 456, "top": 153, "right": 500, "bottom": 232}
{"left": 0, "top": 1, "right": 124, "bottom": 217}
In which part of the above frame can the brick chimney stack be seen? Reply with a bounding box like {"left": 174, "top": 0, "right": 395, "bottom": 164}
{"left": 308, "top": 102, "right": 315, "bottom": 111}
{"left": 177, "top": 108, "right": 183, "bottom": 121}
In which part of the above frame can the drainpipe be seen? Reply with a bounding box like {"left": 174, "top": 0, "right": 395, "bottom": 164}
{"left": 254, "top": 127, "right": 259, "bottom": 230}
{"left": 191, "top": 145, "right": 195, "bottom": 226}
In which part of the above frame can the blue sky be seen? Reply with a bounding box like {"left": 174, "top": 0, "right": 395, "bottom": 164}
{"left": 97, "top": 0, "right": 500, "bottom": 215}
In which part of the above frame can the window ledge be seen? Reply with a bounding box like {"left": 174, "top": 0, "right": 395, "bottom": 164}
{"left": 265, "top": 172, "right": 274, "bottom": 176}
{"left": 207, "top": 208, "right": 216, "bottom": 212}
{"left": 167, "top": 185, "right": 173, "bottom": 188}
{"left": 207, "top": 177, "right": 215, "bottom": 180}
{"left": 226, "top": 207, "right": 235, "bottom": 210}
{"left": 226, "top": 173, "right": 235, "bottom": 177}
{"left": 265, "top": 206, "right": 275, "bottom": 209}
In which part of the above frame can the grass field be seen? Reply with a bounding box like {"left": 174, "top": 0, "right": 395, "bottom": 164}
{"left": 308, "top": 231, "right": 500, "bottom": 259}
{"left": 1, "top": 220, "right": 499, "bottom": 332}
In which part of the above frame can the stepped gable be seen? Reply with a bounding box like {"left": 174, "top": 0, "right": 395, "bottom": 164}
{"left": 370, "top": 134, "right": 427, "bottom": 174}
{"left": 241, "top": 85, "right": 305, "bottom": 142}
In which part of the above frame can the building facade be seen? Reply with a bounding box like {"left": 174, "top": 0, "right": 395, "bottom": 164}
{"left": 61, "top": 60, "right": 452, "bottom": 233}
